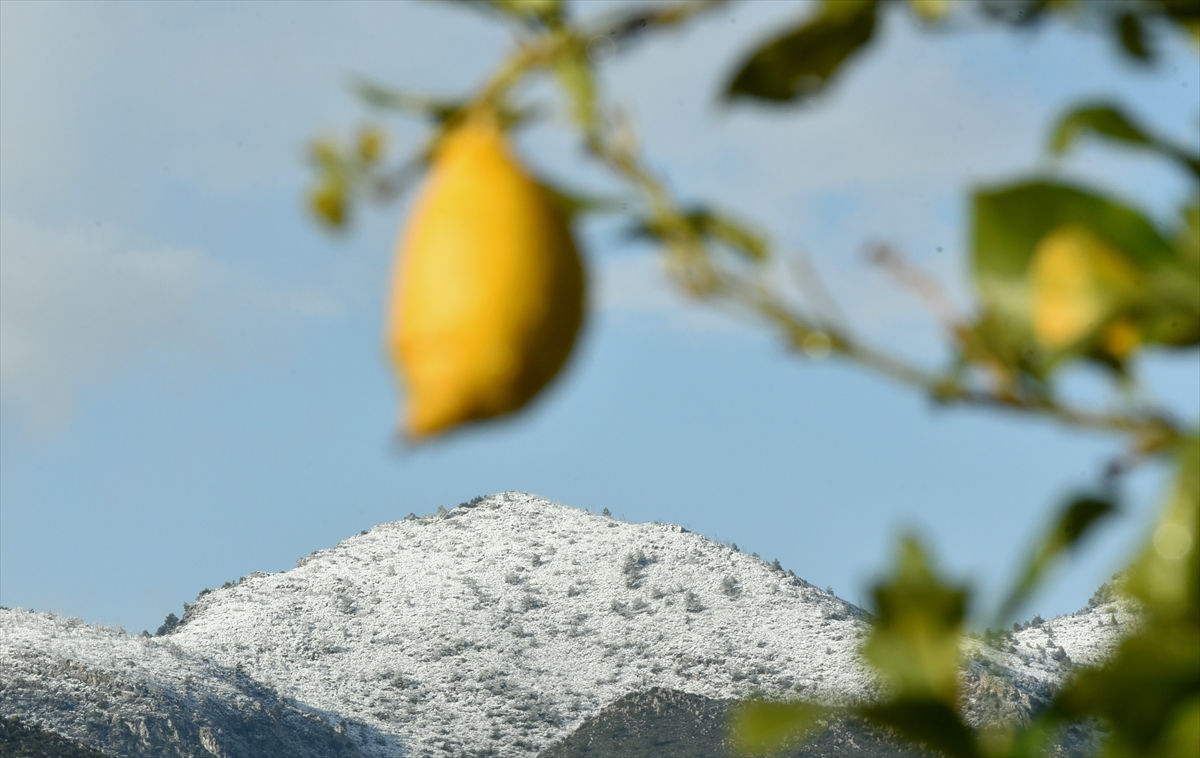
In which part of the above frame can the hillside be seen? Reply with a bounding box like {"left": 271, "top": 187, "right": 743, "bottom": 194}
{"left": 169, "top": 492, "right": 876, "bottom": 756}
{"left": 536, "top": 687, "right": 936, "bottom": 758}
{"left": 1, "top": 492, "right": 1132, "bottom": 757}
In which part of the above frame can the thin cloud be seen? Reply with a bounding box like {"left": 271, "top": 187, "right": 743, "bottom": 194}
{"left": 0, "top": 215, "right": 340, "bottom": 435}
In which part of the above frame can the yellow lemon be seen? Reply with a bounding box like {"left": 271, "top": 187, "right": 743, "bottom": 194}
{"left": 1030, "top": 224, "right": 1139, "bottom": 351}
{"left": 386, "top": 116, "right": 585, "bottom": 439}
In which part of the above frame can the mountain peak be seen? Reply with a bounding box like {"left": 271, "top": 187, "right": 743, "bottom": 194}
{"left": 2, "top": 492, "right": 1130, "bottom": 757}
{"left": 167, "top": 491, "right": 874, "bottom": 755}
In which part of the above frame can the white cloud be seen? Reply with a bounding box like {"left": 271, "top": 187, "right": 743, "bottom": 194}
{"left": 0, "top": 1, "right": 508, "bottom": 221}
{"left": 0, "top": 215, "right": 340, "bottom": 435}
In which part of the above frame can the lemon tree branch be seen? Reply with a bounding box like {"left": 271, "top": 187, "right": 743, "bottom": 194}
{"left": 576, "top": 101, "right": 1184, "bottom": 443}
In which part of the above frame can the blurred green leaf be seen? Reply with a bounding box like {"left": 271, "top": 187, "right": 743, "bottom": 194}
{"left": 1051, "top": 103, "right": 1154, "bottom": 155}
{"left": 863, "top": 536, "right": 967, "bottom": 704}
{"left": 309, "top": 180, "right": 348, "bottom": 229}
{"left": 1054, "top": 617, "right": 1199, "bottom": 756}
{"left": 1050, "top": 102, "right": 1200, "bottom": 180}
{"left": 724, "top": 0, "right": 878, "bottom": 104}
{"left": 908, "top": 0, "right": 953, "bottom": 23}
{"left": 858, "top": 698, "right": 981, "bottom": 758}
{"left": 996, "top": 494, "right": 1117, "bottom": 625}
{"left": 730, "top": 700, "right": 830, "bottom": 756}
{"left": 305, "top": 127, "right": 393, "bottom": 230}
{"left": 356, "top": 126, "right": 386, "bottom": 165}
{"left": 1116, "top": 11, "right": 1155, "bottom": 62}
{"left": 1052, "top": 436, "right": 1200, "bottom": 756}
{"left": 488, "top": 0, "right": 562, "bottom": 26}
{"left": 307, "top": 136, "right": 351, "bottom": 230}
{"left": 1176, "top": 201, "right": 1200, "bottom": 268}
{"left": 994, "top": 714, "right": 1078, "bottom": 758}
{"left": 445, "top": 0, "right": 563, "bottom": 27}
{"left": 1158, "top": 0, "right": 1200, "bottom": 45}
{"left": 552, "top": 39, "right": 598, "bottom": 136}
{"left": 1126, "top": 435, "right": 1200, "bottom": 618}
{"left": 976, "top": 0, "right": 1056, "bottom": 27}
{"left": 1138, "top": 200, "right": 1200, "bottom": 347}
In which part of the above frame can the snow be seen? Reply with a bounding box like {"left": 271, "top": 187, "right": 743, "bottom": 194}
{"left": 1, "top": 492, "right": 1132, "bottom": 757}
{"left": 170, "top": 492, "right": 877, "bottom": 756}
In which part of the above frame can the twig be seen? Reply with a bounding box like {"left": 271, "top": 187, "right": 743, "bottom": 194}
{"left": 864, "top": 242, "right": 963, "bottom": 331}
{"left": 589, "top": 0, "right": 733, "bottom": 46}
{"left": 401, "top": 0, "right": 1186, "bottom": 447}
{"left": 787, "top": 252, "right": 850, "bottom": 333}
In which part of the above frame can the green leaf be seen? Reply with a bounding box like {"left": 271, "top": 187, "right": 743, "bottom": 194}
{"left": 306, "top": 136, "right": 352, "bottom": 230}
{"left": 908, "top": 0, "right": 953, "bottom": 23}
{"left": 1057, "top": 435, "right": 1200, "bottom": 755}
{"left": 304, "top": 127, "right": 394, "bottom": 230}
{"left": 1125, "top": 435, "right": 1200, "bottom": 619}
{"left": 858, "top": 698, "right": 981, "bottom": 758}
{"left": 552, "top": 40, "right": 598, "bottom": 136}
{"left": 308, "top": 179, "right": 348, "bottom": 230}
{"left": 1050, "top": 102, "right": 1200, "bottom": 180}
{"left": 1176, "top": 201, "right": 1200, "bottom": 269}
{"left": 1115, "top": 11, "right": 1155, "bottom": 63}
{"left": 1145, "top": 200, "right": 1200, "bottom": 346}
{"left": 1160, "top": 0, "right": 1200, "bottom": 46}
{"left": 863, "top": 536, "right": 967, "bottom": 703}
{"left": 976, "top": 0, "right": 1056, "bottom": 27}
{"left": 488, "top": 0, "right": 562, "bottom": 26}
{"left": 996, "top": 494, "right": 1118, "bottom": 625}
{"left": 730, "top": 700, "right": 830, "bottom": 755}
{"left": 1054, "top": 616, "right": 1200, "bottom": 756}
{"left": 724, "top": 0, "right": 878, "bottom": 104}
{"left": 998, "top": 714, "right": 1079, "bottom": 758}
{"left": 356, "top": 126, "right": 386, "bottom": 165}
{"left": 444, "top": 0, "right": 562, "bottom": 27}
{"left": 1051, "top": 103, "right": 1155, "bottom": 155}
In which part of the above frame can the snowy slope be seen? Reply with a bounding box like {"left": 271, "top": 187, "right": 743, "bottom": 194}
{"left": 0, "top": 609, "right": 360, "bottom": 757}
{"left": 959, "top": 598, "right": 1137, "bottom": 733}
{"left": 1, "top": 492, "right": 1132, "bottom": 758}
{"left": 170, "top": 492, "right": 877, "bottom": 756}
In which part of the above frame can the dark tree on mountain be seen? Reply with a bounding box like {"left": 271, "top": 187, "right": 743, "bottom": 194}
{"left": 156, "top": 612, "right": 180, "bottom": 637}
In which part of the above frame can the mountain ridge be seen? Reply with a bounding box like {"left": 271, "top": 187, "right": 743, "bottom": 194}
{"left": 1, "top": 492, "right": 1132, "bottom": 757}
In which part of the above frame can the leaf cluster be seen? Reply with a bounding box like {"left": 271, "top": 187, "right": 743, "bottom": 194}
{"left": 304, "top": 1, "right": 1200, "bottom": 755}
{"left": 718, "top": 1, "right": 1198, "bottom": 755}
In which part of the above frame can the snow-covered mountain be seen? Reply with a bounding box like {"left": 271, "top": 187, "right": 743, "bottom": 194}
{"left": 1, "top": 492, "right": 1134, "bottom": 757}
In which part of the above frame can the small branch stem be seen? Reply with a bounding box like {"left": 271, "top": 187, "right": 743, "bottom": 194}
{"left": 447, "top": 0, "right": 1187, "bottom": 446}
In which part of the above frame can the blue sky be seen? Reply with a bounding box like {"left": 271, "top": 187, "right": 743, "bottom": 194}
{"left": 2, "top": 0, "right": 1197, "bottom": 637}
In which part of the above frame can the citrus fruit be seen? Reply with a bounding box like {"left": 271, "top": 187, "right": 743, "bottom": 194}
{"left": 1030, "top": 224, "right": 1139, "bottom": 351}
{"left": 386, "top": 115, "right": 585, "bottom": 439}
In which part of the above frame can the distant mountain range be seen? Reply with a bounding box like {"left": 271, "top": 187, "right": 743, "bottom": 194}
{"left": 1, "top": 492, "right": 1133, "bottom": 757}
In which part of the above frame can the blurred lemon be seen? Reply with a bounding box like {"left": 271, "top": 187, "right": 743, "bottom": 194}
{"left": 386, "top": 115, "right": 585, "bottom": 439}
{"left": 1030, "top": 224, "right": 1140, "bottom": 352}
